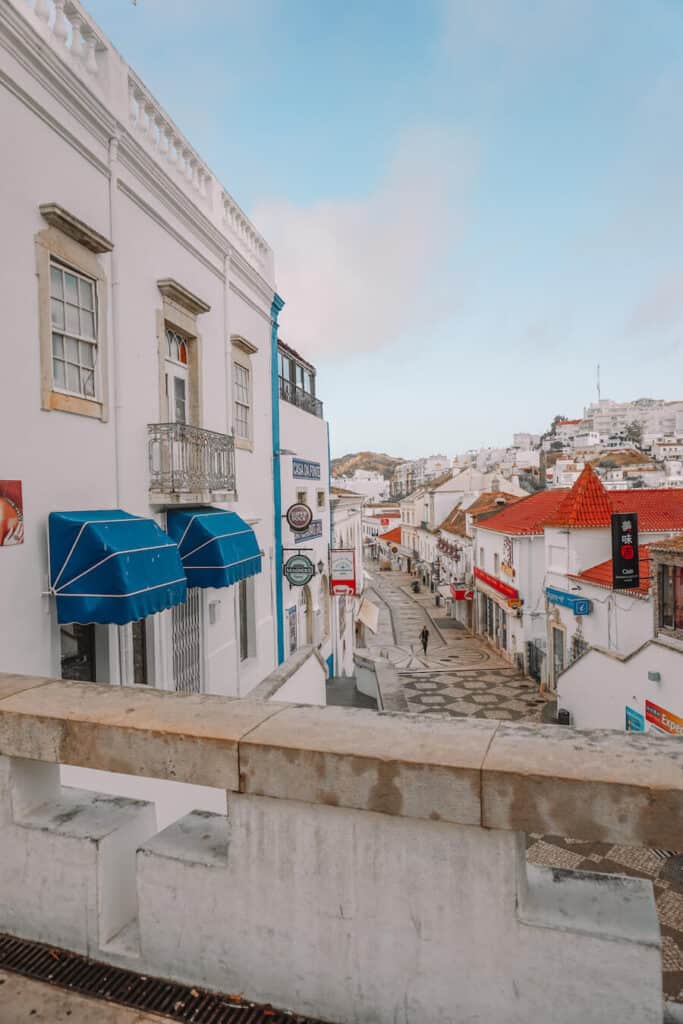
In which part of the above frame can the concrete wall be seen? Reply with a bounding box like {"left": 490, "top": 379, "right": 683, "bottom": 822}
{"left": 0, "top": 674, "right": 680, "bottom": 1024}
{"left": 558, "top": 638, "right": 683, "bottom": 732}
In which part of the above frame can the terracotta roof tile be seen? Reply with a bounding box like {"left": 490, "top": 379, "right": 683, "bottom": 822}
{"left": 611, "top": 490, "right": 683, "bottom": 532}
{"left": 545, "top": 465, "right": 613, "bottom": 528}
{"left": 568, "top": 546, "right": 652, "bottom": 597}
{"left": 476, "top": 489, "right": 568, "bottom": 535}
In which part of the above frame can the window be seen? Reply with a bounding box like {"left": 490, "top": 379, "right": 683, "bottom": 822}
{"left": 317, "top": 490, "right": 326, "bottom": 508}
{"left": 233, "top": 362, "right": 250, "bottom": 440}
{"left": 297, "top": 489, "right": 307, "bottom": 505}
{"left": 60, "top": 623, "right": 96, "bottom": 682}
{"left": 494, "top": 553, "right": 499, "bottom": 575}
{"left": 50, "top": 261, "right": 98, "bottom": 399}
{"left": 659, "top": 564, "right": 683, "bottom": 631}
{"left": 165, "top": 327, "right": 188, "bottom": 365}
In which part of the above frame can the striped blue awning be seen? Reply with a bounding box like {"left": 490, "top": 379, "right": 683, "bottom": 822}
{"left": 166, "top": 507, "right": 262, "bottom": 590}
{"left": 49, "top": 510, "right": 187, "bottom": 625}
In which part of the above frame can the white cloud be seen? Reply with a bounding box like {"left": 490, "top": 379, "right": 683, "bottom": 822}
{"left": 252, "top": 126, "right": 476, "bottom": 358}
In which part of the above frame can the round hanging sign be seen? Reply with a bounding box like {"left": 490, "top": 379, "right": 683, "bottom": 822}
{"left": 286, "top": 503, "right": 313, "bottom": 532}
{"left": 283, "top": 554, "right": 316, "bottom": 587}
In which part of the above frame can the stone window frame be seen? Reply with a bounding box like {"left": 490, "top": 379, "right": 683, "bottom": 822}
{"left": 36, "top": 222, "right": 110, "bottom": 421}
{"left": 156, "top": 280, "right": 209, "bottom": 427}
{"left": 652, "top": 549, "right": 683, "bottom": 644}
{"left": 231, "top": 335, "right": 257, "bottom": 452}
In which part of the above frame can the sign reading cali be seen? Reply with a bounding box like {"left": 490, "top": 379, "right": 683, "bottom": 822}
{"left": 286, "top": 503, "right": 313, "bottom": 532}
{"left": 283, "top": 554, "right": 316, "bottom": 587}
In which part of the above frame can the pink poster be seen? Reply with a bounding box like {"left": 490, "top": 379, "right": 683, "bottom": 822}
{"left": 0, "top": 481, "right": 24, "bottom": 546}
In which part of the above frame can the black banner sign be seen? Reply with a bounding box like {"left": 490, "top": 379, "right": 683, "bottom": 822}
{"left": 611, "top": 512, "right": 639, "bottom": 590}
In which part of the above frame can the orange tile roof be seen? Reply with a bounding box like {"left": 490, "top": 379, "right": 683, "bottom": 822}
{"left": 477, "top": 489, "right": 569, "bottom": 535}
{"left": 545, "top": 465, "right": 613, "bottom": 528}
{"left": 568, "top": 546, "right": 652, "bottom": 597}
{"left": 440, "top": 510, "right": 467, "bottom": 537}
{"left": 557, "top": 419, "right": 582, "bottom": 425}
{"left": 378, "top": 526, "right": 402, "bottom": 543}
{"left": 611, "top": 490, "right": 683, "bottom": 532}
{"left": 467, "top": 491, "right": 522, "bottom": 517}
{"left": 649, "top": 533, "right": 683, "bottom": 553}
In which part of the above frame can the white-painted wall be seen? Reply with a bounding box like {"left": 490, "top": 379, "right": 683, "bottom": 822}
{"left": 559, "top": 637, "right": 683, "bottom": 732}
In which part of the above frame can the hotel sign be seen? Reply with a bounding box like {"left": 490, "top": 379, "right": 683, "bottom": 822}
{"left": 546, "top": 587, "right": 592, "bottom": 616}
{"left": 611, "top": 512, "right": 639, "bottom": 590}
{"left": 292, "top": 458, "right": 321, "bottom": 480}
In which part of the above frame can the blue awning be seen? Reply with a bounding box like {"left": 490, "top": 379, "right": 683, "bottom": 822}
{"left": 49, "top": 510, "right": 187, "bottom": 625}
{"left": 166, "top": 507, "right": 262, "bottom": 590}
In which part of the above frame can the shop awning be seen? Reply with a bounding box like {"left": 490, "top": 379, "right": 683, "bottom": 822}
{"left": 49, "top": 510, "right": 187, "bottom": 625}
{"left": 357, "top": 597, "right": 380, "bottom": 633}
{"left": 166, "top": 507, "right": 261, "bottom": 590}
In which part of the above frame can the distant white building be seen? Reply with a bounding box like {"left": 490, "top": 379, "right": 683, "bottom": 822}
{"left": 391, "top": 454, "right": 449, "bottom": 497}
{"left": 334, "top": 469, "right": 388, "bottom": 501}
{"left": 584, "top": 397, "right": 683, "bottom": 440}
{"left": 512, "top": 433, "right": 541, "bottom": 449}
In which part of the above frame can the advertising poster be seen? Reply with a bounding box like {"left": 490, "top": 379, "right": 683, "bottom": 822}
{"left": 625, "top": 706, "right": 645, "bottom": 732}
{"left": 0, "top": 480, "right": 24, "bottom": 546}
{"left": 287, "top": 606, "right": 297, "bottom": 653}
{"left": 331, "top": 548, "right": 356, "bottom": 595}
{"left": 645, "top": 700, "right": 683, "bottom": 736}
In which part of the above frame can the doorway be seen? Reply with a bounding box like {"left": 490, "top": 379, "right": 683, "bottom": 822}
{"left": 171, "top": 587, "right": 202, "bottom": 693}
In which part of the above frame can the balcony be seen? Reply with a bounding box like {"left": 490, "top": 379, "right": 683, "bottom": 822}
{"left": 0, "top": 670, "right": 679, "bottom": 1023}
{"left": 279, "top": 376, "right": 323, "bottom": 418}
{"left": 148, "top": 422, "right": 235, "bottom": 502}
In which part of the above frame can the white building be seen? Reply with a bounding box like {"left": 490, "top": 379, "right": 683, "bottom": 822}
{"left": 390, "top": 454, "right": 449, "bottom": 497}
{"left": 584, "top": 397, "right": 683, "bottom": 440}
{"left": 0, "top": 0, "right": 332, "bottom": 705}
{"left": 330, "top": 487, "right": 365, "bottom": 676}
{"left": 334, "top": 469, "right": 389, "bottom": 502}
{"left": 512, "top": 432, "right": 541, "bottom": 449}
{"left": 558, "top": 535, "right": 683, "bottom": 733}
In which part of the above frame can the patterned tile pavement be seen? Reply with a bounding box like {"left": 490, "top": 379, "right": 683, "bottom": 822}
{"left": 366, "top": 568, "right": 683, "bottom": 1004}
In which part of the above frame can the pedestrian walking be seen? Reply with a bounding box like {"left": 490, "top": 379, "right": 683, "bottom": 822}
{"left": 419, "top": 625, "right": 429, "bottom": 656}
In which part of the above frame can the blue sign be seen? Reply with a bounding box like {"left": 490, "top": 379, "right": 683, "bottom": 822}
{"left": 546, "top": 587, "right": 592, "bottom": 616}
{"left": 294, "top": 519, "right": 323, "bottom": 544}
{"left": 625, "top": 706, "right": 645, "bottom": 732}
{"left": 292, "top": 458, "right": 321, "bottom": 480}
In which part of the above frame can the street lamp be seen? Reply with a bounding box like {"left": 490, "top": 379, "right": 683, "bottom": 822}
{"left": 317, "top": 560, "right": 325, "bottom": 574}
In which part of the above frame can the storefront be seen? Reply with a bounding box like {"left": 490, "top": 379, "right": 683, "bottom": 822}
{"left": 473, "top": 567, "right": 520, "bottom": 656}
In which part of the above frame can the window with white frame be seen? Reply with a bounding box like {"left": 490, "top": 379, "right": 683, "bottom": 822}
{"left": 50, "top": 261, "right": 98, "bottom": 399}
{"left": 233, "top": 361, "right": 250, "bottom": 440}
{"left": 317, "top": 490, "right": 326, "bottom": 508}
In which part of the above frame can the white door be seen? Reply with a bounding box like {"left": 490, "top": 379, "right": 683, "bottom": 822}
{"left": 164, "top": 327, "right": 189, "bottom": 424}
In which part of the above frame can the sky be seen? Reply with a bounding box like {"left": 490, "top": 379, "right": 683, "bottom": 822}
{"left": 85, "top": 0, "right": 683, "bottom": 458}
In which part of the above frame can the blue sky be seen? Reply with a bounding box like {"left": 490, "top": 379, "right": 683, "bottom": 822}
{"left": 85, "top": 0, "right": 683, "bottom": 458}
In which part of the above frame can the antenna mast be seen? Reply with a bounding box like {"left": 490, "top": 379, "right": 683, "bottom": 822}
{"left": 597, "top": 363, "right": 601, "bottom": 402}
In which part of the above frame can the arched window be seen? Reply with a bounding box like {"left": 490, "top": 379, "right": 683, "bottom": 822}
{"left": 166, "top": 327, "right": 188, "bottom": 365}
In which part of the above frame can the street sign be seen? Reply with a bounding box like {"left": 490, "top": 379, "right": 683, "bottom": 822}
{"left": 286, "top": 503, "right": 313, "bottom": 532}
{"left": 611, "top": 513, "right": 639, "bottom": 590}
{"left": 330, "top": 548, "right": 356, "bottom": 595}
{"left": 292, "top": 458, "right": 320, "bottom": 480}
{"left": 283, "top": 554, "right": 315, "bottom": 586}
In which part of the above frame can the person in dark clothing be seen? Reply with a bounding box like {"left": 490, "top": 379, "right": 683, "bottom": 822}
{"left": 419, "top": 625, "right": 429, "bottom": 655}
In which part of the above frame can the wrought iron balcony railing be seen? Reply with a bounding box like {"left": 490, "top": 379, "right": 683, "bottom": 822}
{"left": 279, "top": 376, "right": 324, "bottom": 418}
{"left": 148, "top": 422, "right": 236, "bottom": 496}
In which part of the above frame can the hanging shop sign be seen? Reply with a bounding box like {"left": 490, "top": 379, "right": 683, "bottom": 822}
{"left": 625, "top": 706, "right": 645, "bottom": 733}
{"left": 331, "top": 548, "right": 356, "bottom": 595}
{"left": 611, "top": 513, "right": 639, "bottom": 590}
{"left": 0, "top": 480, "right": 24, "bottom": 547}
{"left": 283, "top": 554, "right": 316, "bottom": 587}
{"left": 645, "top": 700, "right": 683, "bottom": 736}
{"left": 380, "top": 517, "right": 390, "bottom": 526}
{"left": 473, "top": 567, "right": 518, "bottom": 600}
{"left": 292, "top": 458, "right": 321, "bottom": 481}
{"left": 450, "top": 584, "right": 473, "bottom": 601}
{"left": 294, "top": 519, "right": 323, "bottom": 544}
{"left": 286, "top": 502, "right": 313, "bottom": 532}
{"left": 546, "top": 587, "right": 592, "bottom": 616}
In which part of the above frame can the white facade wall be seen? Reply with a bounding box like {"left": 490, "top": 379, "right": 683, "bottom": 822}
{"left": 279, "top": 403, "right": 332, "bottom": 668}
{"left": 0, "top": 1, "right": 278, "bottom": 698}
{"left": 559, "top": 639, "right": 683, "bottom": 733}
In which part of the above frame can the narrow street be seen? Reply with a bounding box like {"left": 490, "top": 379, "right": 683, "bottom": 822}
{"left": 362, "top": 567, "right": 683, "bottom": 1004}
{"left": 364, "top": 568, "right": 548, "bottom": 721}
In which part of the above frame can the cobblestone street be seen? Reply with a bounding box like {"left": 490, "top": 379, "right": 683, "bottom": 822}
{"left": 364, "top": 566, "right": 683, "bottom": 1004}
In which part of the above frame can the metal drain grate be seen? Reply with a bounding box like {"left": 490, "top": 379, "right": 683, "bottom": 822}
{"left": 0, "top": 932, "right": 330, "bottom": 1023}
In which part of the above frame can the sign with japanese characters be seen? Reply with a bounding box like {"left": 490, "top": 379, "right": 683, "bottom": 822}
{"left": 0, "top": 481, "right": 24, "bottom": 547}
{"left": 292, "top": 458, "right": 321, "bottom": 481}
{"left": 286, "top": 502, "right": 313, "bottom": 532}
{"left": 611, "top": 513, "right": 639, "bottom": 590}
{"left": 331, "top": 548, "right": 356, "bottom": 595}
